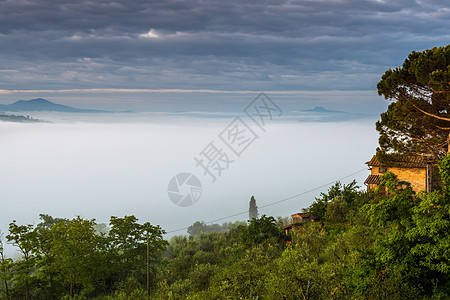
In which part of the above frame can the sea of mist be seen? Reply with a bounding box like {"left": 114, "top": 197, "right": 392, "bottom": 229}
{"left": 0, "top": 112, "right": 379, "bottom": 256}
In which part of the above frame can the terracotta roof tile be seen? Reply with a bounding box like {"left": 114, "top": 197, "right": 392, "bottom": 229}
{"left": 364, "top": 175, "right": 382, "bottom": 185}
{"left": 365, "top": 155, "right": 431, "bottom": 168}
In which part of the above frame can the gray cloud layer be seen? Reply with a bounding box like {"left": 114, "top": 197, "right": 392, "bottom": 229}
{"left": 0, "top": 0, "right": 448, "bottom": 92}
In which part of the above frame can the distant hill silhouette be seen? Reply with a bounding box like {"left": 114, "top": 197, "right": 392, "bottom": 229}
{"left": 0, "top": 113, "right": 46, "bottom": 123}
{"left": 0, "top": 98, "right": 109, "bottom": 113}
{"left": 302, "top": 106, "right": 345, "bottom": 113}
{"left": 284, "top": 106, "right": 377, "bottom": 122}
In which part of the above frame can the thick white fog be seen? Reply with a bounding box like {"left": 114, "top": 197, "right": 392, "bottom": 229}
{"left": 0, "top": 114, "right": 379, "bottom": 251}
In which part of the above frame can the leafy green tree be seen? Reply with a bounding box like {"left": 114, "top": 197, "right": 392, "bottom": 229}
{"left": 241, "top": 215, "right": 281, "bottom": 247}
{"left": 187, "top": 220, "right": 245, "bottom": 236}
{"left": 189, "top": 263, "right": 217, "bottom": 291}
{"left": 364, "top": 172, "right": 415, "bottom": 228}
{"left": 406, "top": 190, "right": 450, "bottom": 292}
{"left": 324, "top": 196, "right": 348, "bottom": 223}
{"left": 403, "top": 155, "right": 450, "bottom": 295}
{"left": 51, "top": 216, "right": 104, "bottom": 298}
{"left": 160, "top": 232, "right": 226, "bottom": 289}
{"left": 376, "top": 45, "right": 450, "bottom": 159}
{"left": 187, "top": 221, "right": 208, "bottom": 235}
{"left": 103, "top": 287, "right": 149, "bottom": 300}
{"left": 6, "top": 221, "right": 36, "bottom": 300}
{"left": 202, "top": 244, "right": 279, "bottom": 299}
{"left": 33, "top": 214, "right": 69, "bottom": 299}
{"left": 0, "top": 232, "right": 12, "bottom": 300}
{"left": 359, "top": 172, "right": 444, "bottom": 298}
{"left": 305, "top": 180, "right": 359, "bottom": 221}
{"left": 324, "top": 226, "right": 372, "bottom": 299}
{"left": 221, "top": 221, "right": 246, "bottom": 230}
{"left": 266, "top": 228, "right": 329, "bottom": 299}
{"left": 187, "top": 221, "right": 220, "bottom": 235}
{"left": 108, "top": 215, "right": 167, "bottom": 286}
{"left": 249, "top": 195, "right": 258, "bottom": 220}
{"left": 35, "top": 214, "right": 68, "bottom": 231}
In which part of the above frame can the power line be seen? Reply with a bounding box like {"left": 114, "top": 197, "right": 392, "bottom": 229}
{"left": 165, "top": 168, "right": 368, "bottom": 234}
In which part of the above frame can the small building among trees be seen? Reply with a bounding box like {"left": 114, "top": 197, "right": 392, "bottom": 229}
{"left": 364, "top": 154, "right": 437, "bottom": 192}
{"left": 291, "top": 213, "right": 316, "bottom": 223}
{"left": 281, "top": 213, "right": 316, "bottom": 236}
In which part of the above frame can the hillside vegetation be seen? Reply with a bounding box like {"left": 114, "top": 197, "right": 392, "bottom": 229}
{"left": 2, "top": 155, "right": 450, "bottom": 299}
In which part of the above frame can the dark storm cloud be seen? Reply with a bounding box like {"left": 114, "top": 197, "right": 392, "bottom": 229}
{"left": 0, "top": 0, "right": 445, "bottom": 36}
{"left": 0, "top": 0, "right": 448, "bottom": 91}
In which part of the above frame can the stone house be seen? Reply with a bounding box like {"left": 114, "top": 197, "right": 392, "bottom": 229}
{"left": 281, "top": 213, "right": 316, "bottom": 236}
{"left": 364, "top": 155, "right": 436, "bottom": 193}
{"left": 291, "top": 212, "right": 316, "bottom": 223}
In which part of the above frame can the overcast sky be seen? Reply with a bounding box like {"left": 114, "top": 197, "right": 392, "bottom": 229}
{"left": 0, "top": 0, "right": 448, "bottom": 111}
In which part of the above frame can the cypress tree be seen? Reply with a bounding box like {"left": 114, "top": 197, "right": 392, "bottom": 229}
{"left": 249, "top": 196, "right": 258, "bottom": 220}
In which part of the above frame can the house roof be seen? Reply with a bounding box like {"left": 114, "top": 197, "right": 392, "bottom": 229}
{"left": 291, "top": 213, "right": 316, "bottom": 218}
{"left": 365, "top": 155, "right": 431, "bottom": 168}
{"left": 364, "top": 175, "right": 382, "bottom": 185}
{"left": 281, "top": 223, "right": 294, "bottom": 230}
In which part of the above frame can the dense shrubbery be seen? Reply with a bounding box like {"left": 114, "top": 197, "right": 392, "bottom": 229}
{"left": 0, "top": 215, "right": 167, "bottom": 299}
{"left": 2, "top": 157, "right": 450, "bottom": 299}
{"left": 152, "top": 156, "right": 450, "bottom": 299}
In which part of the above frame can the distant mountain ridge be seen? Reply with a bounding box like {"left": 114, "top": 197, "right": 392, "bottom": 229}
{"left": 302, "top": 106, "right": 345, "bottom": 113}
{"left": 0, "top": 98, "right": 109, "bottom": 113}
{"left": 283, "top": 105, "right": 377, "bottom": 122}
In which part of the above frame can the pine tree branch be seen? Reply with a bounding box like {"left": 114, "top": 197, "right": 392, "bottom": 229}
{"left": 400, "top": 94, "right": 450, "bottom": 122}
{"left": 434, "top": 125, "right": 450, "bottom": 130}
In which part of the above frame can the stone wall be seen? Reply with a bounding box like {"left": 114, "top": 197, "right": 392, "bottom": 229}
{"left": 370, "top": 166, "right": 427, "bottom": 192}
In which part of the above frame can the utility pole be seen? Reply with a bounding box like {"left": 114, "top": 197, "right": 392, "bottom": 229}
{"left": 147, "top": 232, "right": 150, "bottom": 297}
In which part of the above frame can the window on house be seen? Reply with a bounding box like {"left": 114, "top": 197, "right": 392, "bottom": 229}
{"left": 379, "top": 167, "right": 387, "bottom": 173}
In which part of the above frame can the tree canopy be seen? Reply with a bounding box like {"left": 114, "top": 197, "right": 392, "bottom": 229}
{"left": 304, "top": 180, "right": 361, "bottom": 222}
{"left": 376, "top": 45, "right": 450, "bottom": 160}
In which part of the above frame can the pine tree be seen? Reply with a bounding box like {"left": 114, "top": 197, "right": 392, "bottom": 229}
{"left": 249, "top": 196, "right": 259, "bottom": 220}
{"left": 376, "top": 45, "right": 450, "bottom": 160}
